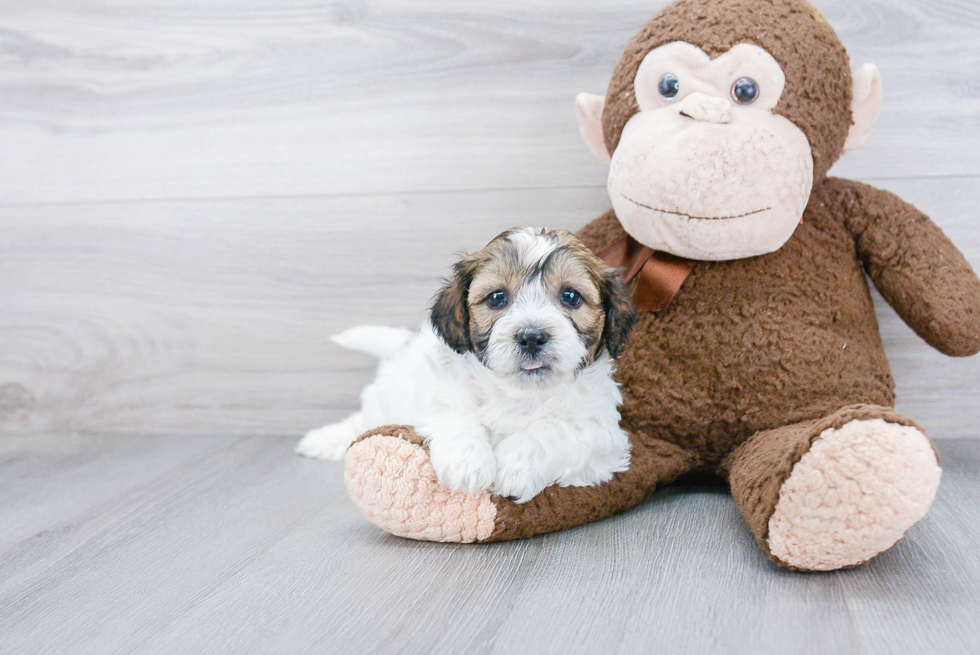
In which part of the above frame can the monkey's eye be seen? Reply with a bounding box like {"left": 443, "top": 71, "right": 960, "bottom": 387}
{"left": 560, "top": 288, "right": 583, "bottom": 308}
{"left": 731, "top": 77, "right": 759, "bottom": 105}
{"left": 486, "top": 290, "right": 508, "bottom": 309}
{"left": 658, "top": 73, "right": 680, "bottom": 100}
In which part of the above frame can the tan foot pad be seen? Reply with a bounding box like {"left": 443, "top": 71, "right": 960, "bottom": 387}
{"left": 767, "top": 418, "right": 941, "bottom": 571}
{"left": 344, "top": 433, "right": 497, "bottom": 542}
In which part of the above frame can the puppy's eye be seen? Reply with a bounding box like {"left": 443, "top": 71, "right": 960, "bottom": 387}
{"left": 560, "top": 288, "right": 583, "bottom": 308}
{"left": 658, "top": 72, "right": 680, "bottom": 100}
{"left": 486, "top": 290, "right": 508, "bottom": 309}
{"left": 731, "top": 77, "right": 759, "bottom": 105}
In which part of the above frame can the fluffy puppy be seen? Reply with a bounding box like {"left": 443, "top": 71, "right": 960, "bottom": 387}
{"left": 297, "top": 227, "right": 637, "bottom": 503}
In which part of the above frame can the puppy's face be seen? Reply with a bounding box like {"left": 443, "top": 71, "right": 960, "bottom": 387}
{"left": 430, "top": 227, "right": 636, "bottom": 387}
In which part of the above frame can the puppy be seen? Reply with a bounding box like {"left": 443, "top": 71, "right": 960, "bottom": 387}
{"left": 297, "top": 227, "right": 637, "bottom": 503}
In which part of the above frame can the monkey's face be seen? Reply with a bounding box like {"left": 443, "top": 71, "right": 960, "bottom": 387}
{"left": 607, "top": 42, "right": 813, "bottom": 261}
{"left": 576, "top": 0, "right": 881, "bottom": 262}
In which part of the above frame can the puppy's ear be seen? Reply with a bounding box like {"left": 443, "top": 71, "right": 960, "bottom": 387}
{"left": 429, "top": 254, "right": 479, "bottom": 354}
{"left": 599, "top": 269, "right": 637, "bottom": 359}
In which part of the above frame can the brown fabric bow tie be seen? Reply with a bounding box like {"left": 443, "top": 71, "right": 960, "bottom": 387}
{"left": 596, "top": 235, "right": 696, "bottom": 312}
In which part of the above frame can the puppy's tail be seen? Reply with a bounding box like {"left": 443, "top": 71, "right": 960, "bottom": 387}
{"left": 330, "top": 325, "right": 414, "bottom": 359}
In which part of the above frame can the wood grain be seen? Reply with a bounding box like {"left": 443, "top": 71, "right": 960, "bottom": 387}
{"left": 1, "top": 0, "right": 978, "bottom": 438}
{"left": 1, "top": 434, "right": 978, "bottom": 653}
{"left": 1, "top": 1, "right": 978, "bottom": 652}
{"left": 1, "top": 177, "right": 977, "bottom": 438}
{"left": 0, "top": 0, "right": 978, "bottom": 205}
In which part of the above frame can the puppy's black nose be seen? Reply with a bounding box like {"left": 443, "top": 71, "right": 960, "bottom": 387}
{"left": 516, "top": 327, "right": 549, "bottom": 355}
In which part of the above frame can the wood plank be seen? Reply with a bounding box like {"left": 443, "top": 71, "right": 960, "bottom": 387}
{"left": 0, "top": 434, "right": 977, "bottom": 653}
{"left": 0, "top": 0, "right": 978, "bottom": 205}
{"left": 487, "top": 487, "right": 863, "bottom": 655}
{"left": 0, "top": 433, "right": 246, "bottom": 597}
{"left": 1, "top": 176, "right": 977, "bottom": 438}
{"left": 0, "top": 186, "right": 611, "bottom": 437}
{"left": 0, "top": 433, "right": 238, "bottom": 550}
{"left": 0, "top": 434, "right": 334, "bottom": 653}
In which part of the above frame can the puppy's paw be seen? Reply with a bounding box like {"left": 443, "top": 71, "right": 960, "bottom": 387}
{"left": 493, "top": 439, "right": 552, "bottom": 504}
{"left": 296, "top": 423, "right": 357, "bottom": 460}
{"left": 427, "top": 437, "right": 497, "bottom": 495}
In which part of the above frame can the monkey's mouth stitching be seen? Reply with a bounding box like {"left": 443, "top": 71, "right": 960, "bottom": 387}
{"left": 621, "top": 194, "right": 772, "bottom": 221}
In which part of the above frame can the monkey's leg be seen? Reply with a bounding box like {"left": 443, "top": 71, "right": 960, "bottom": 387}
{"left": 724, "top": 404, "right": 941, "bottom": 571}
{"left": 343, "top": 425, "right": 698, "bottom": 543}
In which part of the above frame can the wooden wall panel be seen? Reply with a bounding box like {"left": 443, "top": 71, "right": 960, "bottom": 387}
{"left": 0, "top": 0, "right": 977, "bottom": 438}
{"left": 1, "top": 178, "right": 977, "bottom": 438}
{"left": 0, "top": 0, "right": 978, "bottom": 204}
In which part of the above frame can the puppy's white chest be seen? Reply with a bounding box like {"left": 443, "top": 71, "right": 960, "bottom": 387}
{"left": 472, "top": 387, "right": 569, "bottom": 446}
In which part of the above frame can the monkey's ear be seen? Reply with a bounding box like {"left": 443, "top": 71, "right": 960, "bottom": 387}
{"left": 429, "top": 257, "right": 476, "bottom": 354}
{"left": 599, "top": 271, "right": 637, "bottom": 359}
{"left": 576, "top": 92, "right": 612, "bottom": 166}
{"left": 843, "top": 63, "right": 883, "bottom": 153}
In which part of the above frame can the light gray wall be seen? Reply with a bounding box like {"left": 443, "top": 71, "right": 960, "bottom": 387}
{"left": 1, "top": 0, "right": 977, "bottom": 438}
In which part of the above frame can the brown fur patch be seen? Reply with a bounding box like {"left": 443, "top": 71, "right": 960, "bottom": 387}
{"left": 431, "top": 228, "right": 635, "bottom": 363}
{"left": 430, "top": 252, "right": 482, "bottom": 354}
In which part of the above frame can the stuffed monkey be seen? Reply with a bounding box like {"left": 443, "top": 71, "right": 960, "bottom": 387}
{"left": 341, "top": 0, "right": 980, "bottom": 570}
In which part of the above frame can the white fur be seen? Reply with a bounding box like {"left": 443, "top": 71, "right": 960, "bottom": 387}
{"left": 297, "top": 324, "right": 631, "bottom": 503}
{"left": 482, "top": 277, "right": 588, "bottom": 384}
{"left": 330, "top": 325, "right": 413, "bottom": 359}
{"left": 299, "top": 226, "right": 632, "bottom": 503}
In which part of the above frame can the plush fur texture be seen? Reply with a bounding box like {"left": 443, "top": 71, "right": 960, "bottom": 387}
{"left": 576, "top": 180, "right": 980, "bottom": 459}
{"left": 345, "top": 427, "right": 497, "bottom": 543}
{"left": 725, "top": 404, "right": 940, "bottom": 568}
{"left": 766, "top": 418, "right": 941, "bottom": 571}
{"left": 341, "top": 0, "right": 980, "bottom": 571}
{"left": 606, "top": 41, "right": 815, "bottom": 260}
{"left": 601, "top": 0, "right": 852, "bottom": 186}
{"left": 302, "top": 227, "right": 636, "bottom": 504}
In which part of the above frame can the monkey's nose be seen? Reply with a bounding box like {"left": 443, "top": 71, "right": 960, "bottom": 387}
{"left": 516, "top": 327, "right": 549, "bottom": 356}
{"left": 678, "top": 92, "right": 732, "bottom": 124}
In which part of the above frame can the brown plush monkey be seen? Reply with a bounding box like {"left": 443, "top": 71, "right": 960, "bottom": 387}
{"left": 341, "top": 0, "right": 980, "bottom": 570}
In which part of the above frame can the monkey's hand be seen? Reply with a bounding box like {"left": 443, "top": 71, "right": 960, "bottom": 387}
{"left": 835, "top": 177, "right": 980, "bottom": 357}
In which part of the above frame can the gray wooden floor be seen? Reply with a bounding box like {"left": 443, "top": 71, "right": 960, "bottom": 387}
{"left": 1, "top": 435, "right": 979, "bottom": 654}
{"left": 2, "top": 0, "right": 980, "bottom": 653}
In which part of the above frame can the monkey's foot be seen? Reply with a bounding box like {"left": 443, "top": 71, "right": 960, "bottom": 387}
{"left": 344, "top": 425, "right": 497, "bottom": 542}
{"left": 767, "top": 417, "right": 941, "bottom": 571}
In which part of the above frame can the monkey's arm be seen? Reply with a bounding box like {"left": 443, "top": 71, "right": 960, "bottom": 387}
{"left": 833, "top": 177, "right": 980, "bottom": 356}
